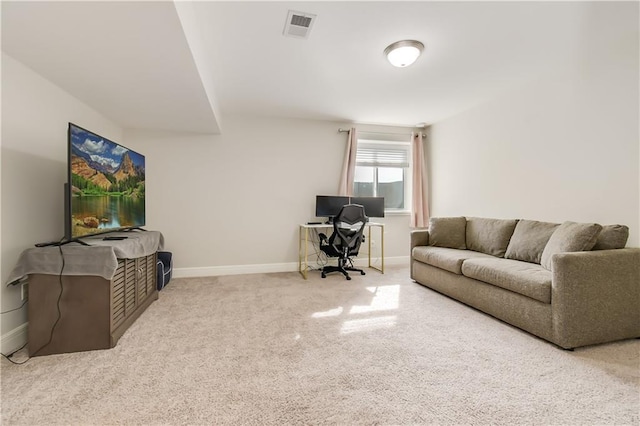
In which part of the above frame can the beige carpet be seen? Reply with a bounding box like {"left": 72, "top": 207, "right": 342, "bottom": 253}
{"left": 1, "top": 266, "right": 639, "bottom": 425}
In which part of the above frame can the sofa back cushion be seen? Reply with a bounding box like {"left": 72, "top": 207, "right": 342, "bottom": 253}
{"left": 504, "top": 220, "right": 559, "bottom": 264}
{"left": 593, "top": 224, "right": 629, "bottom": 250}
{"left": 428, "top": 217, "right": 467, "bottom": 249}
{"left": 540, "top": 221, "right": 603, "bottom": 270}
{"left": 465, "top": 217, "right": 518, "bottom": 257}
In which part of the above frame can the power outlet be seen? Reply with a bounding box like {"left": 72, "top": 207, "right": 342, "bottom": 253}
{"left": 21, "top": 282, "right": 28, "bottom": 302}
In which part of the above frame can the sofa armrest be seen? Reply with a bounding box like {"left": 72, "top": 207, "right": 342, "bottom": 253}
{"left": 410, "top": 230, "right": 429, "bottom": 280}
{"left": 410, "top": 230, "right": 429, "bottom": 251}
{"left": 551, "top": 248, "right": 640, "bottom": 349}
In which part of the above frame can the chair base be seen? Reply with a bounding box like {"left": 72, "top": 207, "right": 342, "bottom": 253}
{"left": 321, "top": 259, "right": 366, "bottom": 280}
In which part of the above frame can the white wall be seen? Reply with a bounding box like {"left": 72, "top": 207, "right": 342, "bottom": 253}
{"left": 0, "top": 53, "right": 123, "bottom": 349}
{"left": 125, "top": 116, "right": 413, "bottom": 277}
{"left": 427, "top": 32, "right": 639, "bottom": 246}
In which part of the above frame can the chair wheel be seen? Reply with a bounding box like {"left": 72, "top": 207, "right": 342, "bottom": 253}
{"left": 321, "top": 273, "right": 326, "bottom": 278}
{"left": 361, "top": 271, "right": 366, "bottom": 275}
{"left": 346, "top": 275, "right": 351, "bottom": 280}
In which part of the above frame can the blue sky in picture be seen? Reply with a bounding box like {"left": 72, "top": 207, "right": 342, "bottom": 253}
{"left": 70, "top": 124, "right": 145, "bottom": 172}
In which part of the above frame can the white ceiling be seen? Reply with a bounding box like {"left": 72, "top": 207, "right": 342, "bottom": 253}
{"left": 2, "top": 1, "right": 221, "bottom": 133}
{"left": 2, "top": 1, "right": 638, "bottom": 134}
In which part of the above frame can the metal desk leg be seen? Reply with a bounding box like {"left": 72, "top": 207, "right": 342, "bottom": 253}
{"left": 368, "top": 226, "right": 373, "bottom": 269}
{"left": 368, "top": 224, "right": 384, "bottom": 274}
{"left": 381, "top": 225, "right": 384, "bottom": 273}
{"left": 299, "top": 226, "right": 309, "bottom": 279}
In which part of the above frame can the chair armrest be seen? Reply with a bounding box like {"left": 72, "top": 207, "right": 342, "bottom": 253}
{"left": 410, "top": 230, "right": 429, "bottom": 251}
{"left": 551, "top": 248, "right": 640, "bottom": 348}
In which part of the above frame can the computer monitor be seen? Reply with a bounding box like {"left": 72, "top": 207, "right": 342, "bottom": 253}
{"left": 350, "top": 196, "right": 385, "bottom": 218}
{"left": 315, "top": 195, "right": 350, "bottom": 219}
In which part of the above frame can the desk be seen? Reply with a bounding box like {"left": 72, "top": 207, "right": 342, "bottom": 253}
{"left": 299, "top": 223, "right": 384, "bottom": 279}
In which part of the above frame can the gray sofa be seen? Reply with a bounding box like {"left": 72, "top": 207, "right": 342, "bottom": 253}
{"left": 410, "top": 217, "right": 640, "bottom": 349}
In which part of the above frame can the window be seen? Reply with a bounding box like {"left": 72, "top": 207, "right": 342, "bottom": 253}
{"left": 353, "top": 139, "right": 411, "bottom": 212}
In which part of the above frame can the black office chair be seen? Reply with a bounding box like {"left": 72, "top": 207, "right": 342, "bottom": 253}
{"left": 318, "top": 204, "right": 368, "bottom": 280}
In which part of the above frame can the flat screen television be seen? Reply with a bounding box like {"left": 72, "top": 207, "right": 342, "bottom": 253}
{"left": 65, "top": 123, "right": 146, "bottom": 239}
{"left": 350, "top": 196, "right": 385, "bottom": 218}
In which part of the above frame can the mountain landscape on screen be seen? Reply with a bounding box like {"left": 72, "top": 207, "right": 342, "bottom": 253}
{"left": 69, "top": 124, "right": 145, "bottom": 237}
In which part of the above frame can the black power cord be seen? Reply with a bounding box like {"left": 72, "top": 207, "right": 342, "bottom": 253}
{"left": 0, "top": 299, "right": 27, "bottom": 315}
{"left": 1, "top": 242, "right": 66, "bottom": 365}
{"left": 1, "top": 341, "right": 29, "bottom": 365}
{"left": 1, "top": 282, "right": 29, "bottom": 364}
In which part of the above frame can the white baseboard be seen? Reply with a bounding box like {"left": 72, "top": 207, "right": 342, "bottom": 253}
{"left": 172, "top": 256, "right": 409, "bottom": 278}
{"left": 1, "top": 323, "right": 27, "bottom": 355}
{"left": 173, "top": 262, "right": 299, "bottom": 278}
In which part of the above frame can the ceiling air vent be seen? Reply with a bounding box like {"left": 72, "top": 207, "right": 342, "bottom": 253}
{"left": 283, "top": 10, "right": 316, "bottom": 39}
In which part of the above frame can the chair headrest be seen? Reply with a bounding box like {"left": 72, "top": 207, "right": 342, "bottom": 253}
{"left": 335, "top": 204, "right": 368, "bottom": 225}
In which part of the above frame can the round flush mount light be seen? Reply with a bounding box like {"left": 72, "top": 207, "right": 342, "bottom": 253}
{"left": 384, "top": 40, "right": 424, "bottom": 68}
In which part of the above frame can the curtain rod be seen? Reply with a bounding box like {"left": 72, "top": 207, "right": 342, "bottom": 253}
{"left": 338, "top": 128, "right": 426, "bottom": 138}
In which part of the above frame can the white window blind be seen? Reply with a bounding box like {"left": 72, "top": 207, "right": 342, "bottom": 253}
{"left": 356, "top": 141, "right": 410, "bottom": 168}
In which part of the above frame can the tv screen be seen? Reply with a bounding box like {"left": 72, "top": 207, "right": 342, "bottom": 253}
{"left": 350, "top": 196, "right": 385, "bottom": 218}
{"left": 315, "top": 195, "right": 350, "bottom": 219}
{"left": 66, "top": 123, "right": 146, "bottom": 239}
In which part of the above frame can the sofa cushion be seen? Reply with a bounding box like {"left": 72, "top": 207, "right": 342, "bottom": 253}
{"left": 504, "top": 220, "right": 559, "bottom": 264}
{"left": 427, "top": 216, "right": 467, "bottom": 249}
{"left": 540, "top": 221, "right": 603, "bottom": 270}
{"left": 465, "top": 217, "right": 518, "bottom": 257}
{"left": 593, "top": 224, "right": 629, "bottom": 250}
{"left": 462, "top": 258, "right": 552, "bottom": 304}
{"left": 412, "top": 246, "right": 495, "bottom": 275}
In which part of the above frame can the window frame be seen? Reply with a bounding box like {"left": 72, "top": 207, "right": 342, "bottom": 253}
{"left": 354, "top": 138, "right": 412, "bottom": 214}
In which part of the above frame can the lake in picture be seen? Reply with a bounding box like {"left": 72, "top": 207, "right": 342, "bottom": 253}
{"left": 72, "top": 195, "right": 145, "bottom": 236}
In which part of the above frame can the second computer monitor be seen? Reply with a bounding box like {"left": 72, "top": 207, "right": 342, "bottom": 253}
{"left": 351, "top": 196, "right": 385, "bottom": 218}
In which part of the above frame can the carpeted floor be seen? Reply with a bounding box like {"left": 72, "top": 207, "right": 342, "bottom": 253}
{"left": 1, "top": 266, "right": 639, "bottom": 425}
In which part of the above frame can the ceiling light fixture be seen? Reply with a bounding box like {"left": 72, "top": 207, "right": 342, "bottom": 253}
{"left": 384, "top": 40, "right": 424, "bottom": 68}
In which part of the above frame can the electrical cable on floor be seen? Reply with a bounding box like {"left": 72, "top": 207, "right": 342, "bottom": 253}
{"left": 1, "top": 341, "right": 29, "bottom": 365}
{"left": 1, "top": 241, "right": 66, "bottom": 365}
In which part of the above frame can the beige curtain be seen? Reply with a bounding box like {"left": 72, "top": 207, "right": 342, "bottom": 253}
{"left": 411, "top": 132, "right": 430, "bottom": 228}
{"left": 338, "top": 127, "right": 357, "bottom": 196}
